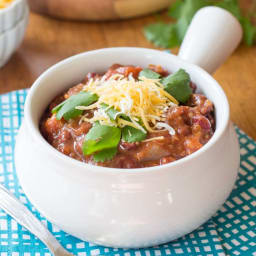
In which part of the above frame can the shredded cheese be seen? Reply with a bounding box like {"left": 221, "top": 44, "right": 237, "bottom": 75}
{"left": 155, "top": 122, "right": 176, "bottom": 135}
{"left": 77, "top": 74, "right": 178, "bottom": 134}
{"left": 142, "top": 136, "right": 165, "bottom": 142}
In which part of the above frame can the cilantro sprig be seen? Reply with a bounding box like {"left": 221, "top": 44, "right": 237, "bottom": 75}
{"left": 139, "top": 68, "right": 192, "bottom": 103}
{"left": 82, "top": 123, "right": 121, "bottom": 162}
{"left": 93, "top": 148, "right": 118, "bottom": 162}
{"left": 100, "top": 103, "right": 124, "bottom": 121}
{"left": 52, "top": 91, "right": 98, "bottom": 121}
{"left": 101, "top": 103, "right": 147, "bottom": 143}
{"left": 161, "top": 69, "right": 192, "bottom": 103}
{"left": 122, "top": 126, "right": 147, "bottom": 143}
{"left": 144, "top": 0, "right": 256, "bottom": 48}
{"left": 139, "top": 69, "right": 161, "bottom": 79}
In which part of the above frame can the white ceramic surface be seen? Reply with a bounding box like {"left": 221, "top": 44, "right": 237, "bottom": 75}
{"left": 15, "top": 7, "right": 241, "bottom": 248}
{"left": 0, "top": 0, "right": 28, "bottom": 34}
{"left": 0, "top": 4, "right": 28, "bottom": 68}
{"left": 179, "top": 6, "right": 242, "bottom": 73}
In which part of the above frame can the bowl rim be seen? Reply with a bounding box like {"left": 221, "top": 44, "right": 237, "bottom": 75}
{"left": 0, "top": 0, "right": 24, "bottom": 14}
{"left": 24, "top": 47, "right": 230, "bottom": 174}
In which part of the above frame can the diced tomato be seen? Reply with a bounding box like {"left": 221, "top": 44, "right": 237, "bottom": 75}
{"left": 105, "top": 64, "right": 142, "bottom": 79}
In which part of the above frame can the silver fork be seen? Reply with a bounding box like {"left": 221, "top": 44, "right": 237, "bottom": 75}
{"left": 0, "top": 183, "right": 75, "bottom": 256}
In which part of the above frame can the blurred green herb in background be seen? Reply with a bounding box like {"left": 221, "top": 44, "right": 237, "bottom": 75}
{"left": 144, "top": 0, "right": 256, "bottom": 48}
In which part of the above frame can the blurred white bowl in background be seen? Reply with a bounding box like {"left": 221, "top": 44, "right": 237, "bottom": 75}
{"left": 0, "top": 3, "right": 29, "bottom": 68}
{"left": 0, "top": 0, "right": 27, "bottom": 33}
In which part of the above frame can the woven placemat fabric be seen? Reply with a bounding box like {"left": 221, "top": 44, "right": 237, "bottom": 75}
{"left": 0, "top": 90, "right": 255, "bottom": 256}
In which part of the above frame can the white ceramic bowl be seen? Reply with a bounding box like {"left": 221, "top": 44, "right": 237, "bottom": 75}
{"left": 15, "top": 7, "right": 241, "bottom": 248}
{"left": 0, "top": 2, "right": 29, "bottom": 68}
{"left": 0, "top": 0, "right": 27, "bottom": 33}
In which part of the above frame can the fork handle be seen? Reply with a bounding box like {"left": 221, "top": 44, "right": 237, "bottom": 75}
{"left": 0, "top": 183, "right": 65, "bottom": 254}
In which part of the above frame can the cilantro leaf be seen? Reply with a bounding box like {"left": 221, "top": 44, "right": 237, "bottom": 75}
{"left": 162, "top": 69, "right": 192, "bottom": 103}
{"left": 100, "top": 103, "right": 147, "bottom": 143}
{"left": 93, "top": 147, "right": 117, "bottom": 162}
{"left": 139, "top": 69, "right": 161, "bottom": 79}
{"left": 82, "top": 123, "right": 121, "bottom": 156}
{"left": 100, "top": 103, "right": 123, "bottom": 121}
{"left": 239, "top": 16, "right": 256, "bottom": 46}
{"left": 144, "top": 23, "right": 179, "bottom": 48}
{"left": 168, "top": 0, "right": 184, "bottom": 19}
{"left": 52, "top": 101, "right": 65, "bottom": 113}
{"left": 52, "top": 91, "right": 98, "bottom": 121}
{"left": 167, "top": 25, "right": 181, "bottom": 47}
{"left": 122, "top": 126, "right": 147, "bottom": 143}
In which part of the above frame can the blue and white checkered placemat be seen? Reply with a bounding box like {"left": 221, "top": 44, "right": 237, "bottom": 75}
{"left": 0, "top": 89, "right": 255, "bottom": 256}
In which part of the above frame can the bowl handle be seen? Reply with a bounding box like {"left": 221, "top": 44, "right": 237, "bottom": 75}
{"left": 178, "top": 6, "right": 242, "bottom": 74}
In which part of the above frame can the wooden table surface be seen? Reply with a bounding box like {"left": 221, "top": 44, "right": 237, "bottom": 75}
{"left": 0, "top": 10, "right": 255, "bottom": 139}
